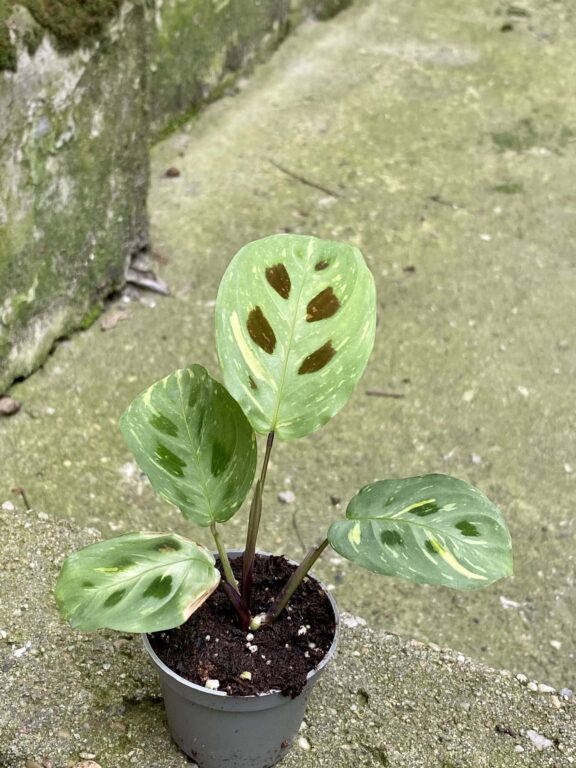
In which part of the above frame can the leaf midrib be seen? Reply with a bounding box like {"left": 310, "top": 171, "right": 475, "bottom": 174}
{"left": 269, "top": 243, "right": 314, "bottom": 429}
{"left": 92, "top": 555, "right": 215, "bottom": 591}
{"left": 177, "top": 373, "right": 216, "bottom": 523}
{"left": 347, "top": 513, "right": 496, "bottom": 547}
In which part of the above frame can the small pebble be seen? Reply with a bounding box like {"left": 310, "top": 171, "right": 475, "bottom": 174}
{"left": 526, "top": 729, "right": 553, "bottom": 750}
{"left": 0, "top": 395, "right": 21, "bottom": 415}
{"left": 517, "top": 385, "right": 529, "bottom": 397}
{"left": 298, "top": 736, "right": 311, "bottom": 751}
{"left": 239, "top": 671, "right": 252, "bottom": 681}
{"left": 13, "top": 640, "right": 32, "bottom": 658}
{"left": 527, "top": 681, "right": 538, "bottom": 691}
{"left": 560, "top": 688, "right": 573, "bottom": 699}
{"left": 500, "top": 596, "right": 522, "bottom": 610}
{"left": 278, "top": 490, "right": 296, "bottom": 504}
{"left": 74, "top": 763, "right": 102, "bottom": 768}
{"left": 470, "top": 453, "right": 482, "bottom": 465}
{"left": 1, "top": 501, "right": 15, "bottom": 511}
{"left": 549, "top": 640, "right": 562, "bottom": 651}
{"left": 564, "top": 463, "right": 573, "bottom": 474}
{"left": 538, "top": 683, "right": 556, "bottom": 693}
{"left": 204, "top": 679, "right": 220, "bottom": 690}
{"left": 514, "top": 745, "right": 524, "bottom": 753}
{"left": 247, "top": 644, "right": 258, "bottom": 653}
{"left": 341, "top": 615, "right": 367, "bottom": 629}
{"left": 516, "top": 673, "right": 528, "bottom": 684}
{"left": 245, "top": 633, "right": 254, "bottom": 642}
{"left": 298, "top": 626, "right": 307, "bottom": 636}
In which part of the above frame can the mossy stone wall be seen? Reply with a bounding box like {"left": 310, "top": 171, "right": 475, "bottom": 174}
{"left": 0, "top": 2, "right": 149, "bottom": 390}
{"left": 149, "top": 0, "right": 353, "bottom": 137}
{"left": 0, "top": 0, "right": 351, "bottom": 392}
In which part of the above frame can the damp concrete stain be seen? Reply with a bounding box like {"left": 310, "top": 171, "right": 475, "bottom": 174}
{"left": 1, "top": 0, "right": 575, "bottom": 693}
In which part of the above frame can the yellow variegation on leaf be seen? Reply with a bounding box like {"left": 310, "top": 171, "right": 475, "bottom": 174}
{"left": 328, "top": 474, "right": 512, "bottom": 590}
{"left": 55, "top": 533, "right": 220, "bottom": 632}
{"left": 215, "top": 234, "right": 376, "bottom": 440}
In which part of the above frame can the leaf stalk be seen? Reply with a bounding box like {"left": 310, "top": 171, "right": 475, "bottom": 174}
{"left": 210, "top": 522, "right": 239, "bottom": 591}
{"left": 242, "top": 431, "right": 274, "bottom": 607}
{"left": 265, "top": 538, "right": 329, "bottom": 624}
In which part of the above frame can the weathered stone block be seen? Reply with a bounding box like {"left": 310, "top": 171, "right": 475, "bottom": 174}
{"left": 0, "top": 2, "right": 149, "bottom": 391}
{"left": 0, "top": 0, "right": 351, "bottom": 393}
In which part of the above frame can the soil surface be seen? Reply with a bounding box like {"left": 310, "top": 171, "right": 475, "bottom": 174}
{"left": 149, "top": 554, "right": 337, "bottom": 697}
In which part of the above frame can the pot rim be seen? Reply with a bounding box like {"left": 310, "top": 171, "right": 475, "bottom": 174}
{"left": 142, "top": 549, "right": 340, "bottom": 700}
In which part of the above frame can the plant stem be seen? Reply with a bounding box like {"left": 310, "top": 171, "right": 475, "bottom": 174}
{"left": 221, "top": 582, "right": 251, "bottom": 631}
{"left": 265, "top": 538, "right": 329, "bottom": 624}
{"left": 211, "top": 523, "right": 253, "bottom": 627}
{"left": 240, "top": 479, "right": 262, "bottom": 607}
{"left": 242, "top": 431, "right": 275, "bottom": 607}
{"left": 210, "top": 523, "right": 238, "bottom": 590}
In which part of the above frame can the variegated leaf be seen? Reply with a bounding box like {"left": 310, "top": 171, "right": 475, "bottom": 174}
{"left": 120, "top": 365, "right": 257, "bottom": 526}
{"left": 215, "top": 234, "right": 376, "bottom": 440}
{"left": 55, "top": 532, "right": 220, "bottom": 632}
{"left": 328, "top": 474, "right": 512, "bottom": 589}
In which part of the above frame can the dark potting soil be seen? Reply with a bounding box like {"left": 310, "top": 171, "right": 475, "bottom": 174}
{"left": 149, "top": 554, "right": 336, "bottom": 697}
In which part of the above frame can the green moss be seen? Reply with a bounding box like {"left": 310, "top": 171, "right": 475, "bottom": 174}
{"left": 0, "top": 0, "right": 122, "bottom": 72}
{"left": 0, "top": 1, "right": 16, "bottom": 71}
{"left": 491, "top": 117, "right": 538, "bottom": 152}
{"left": 22, "top": 0, "right": 121, "bottom": 47}
{"left": 152, "top": 102, "right": 201, "bottom": 145}
{"left": 307, "top": 0, "right": 354, "bottom": 21}
{"left": 79, "top": 302, "right": 104, "bottom": 330}
{"left": 492, "top": 116, "right": 575, "bottom": 154}
{"left": 22, "top": 21, "right": 43, "bottom": 54}
{"left": 0, "top": 334, "right": 9, "bottom": 362}
{"left": 491, "top": 181, "right": 524, "bottom": 194}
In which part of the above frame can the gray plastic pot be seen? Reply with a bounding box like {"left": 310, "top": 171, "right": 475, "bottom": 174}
{"left": 142, "top": 552, "right": 339, "bottom": 768}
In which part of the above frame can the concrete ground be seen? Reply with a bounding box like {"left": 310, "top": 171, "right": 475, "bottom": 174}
{"left": 1, "top": 0, "right": 575, "bottom": 694}
{"left": 1, "top": 507, "right": 574, "bottom": 768}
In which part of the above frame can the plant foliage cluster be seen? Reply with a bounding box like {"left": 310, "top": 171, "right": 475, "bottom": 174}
{"left": 56, "top": 235, "right": 512, "bottom": 634}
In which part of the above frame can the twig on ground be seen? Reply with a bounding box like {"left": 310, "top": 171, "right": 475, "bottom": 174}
{"left": 12, "top": 486, "right": 32, "bottom": 511}
{"left": 366, "top": 389, "right": 405, "bottom": 399}
{"left": 291, "top": 507, "right": 307, "bottom": 554}
{"left": 269, "top": 159, "right": 340, "bottom": 199}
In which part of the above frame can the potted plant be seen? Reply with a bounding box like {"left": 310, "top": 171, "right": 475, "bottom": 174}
{"left": 55, "top": 234, "right": 513, "bottom": 768}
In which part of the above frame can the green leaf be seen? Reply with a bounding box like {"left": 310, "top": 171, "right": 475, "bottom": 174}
{"left": 215, "top": 234, "right": 376, "bottom": 440}
{"left": 120, "top": 365, "right": 257, "bottom": 526}
{"left": 328, "top": 474, "right": 512, "bottom": 590}
{"left": 55, "top": 532, "right": 220, "bottom": 632}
